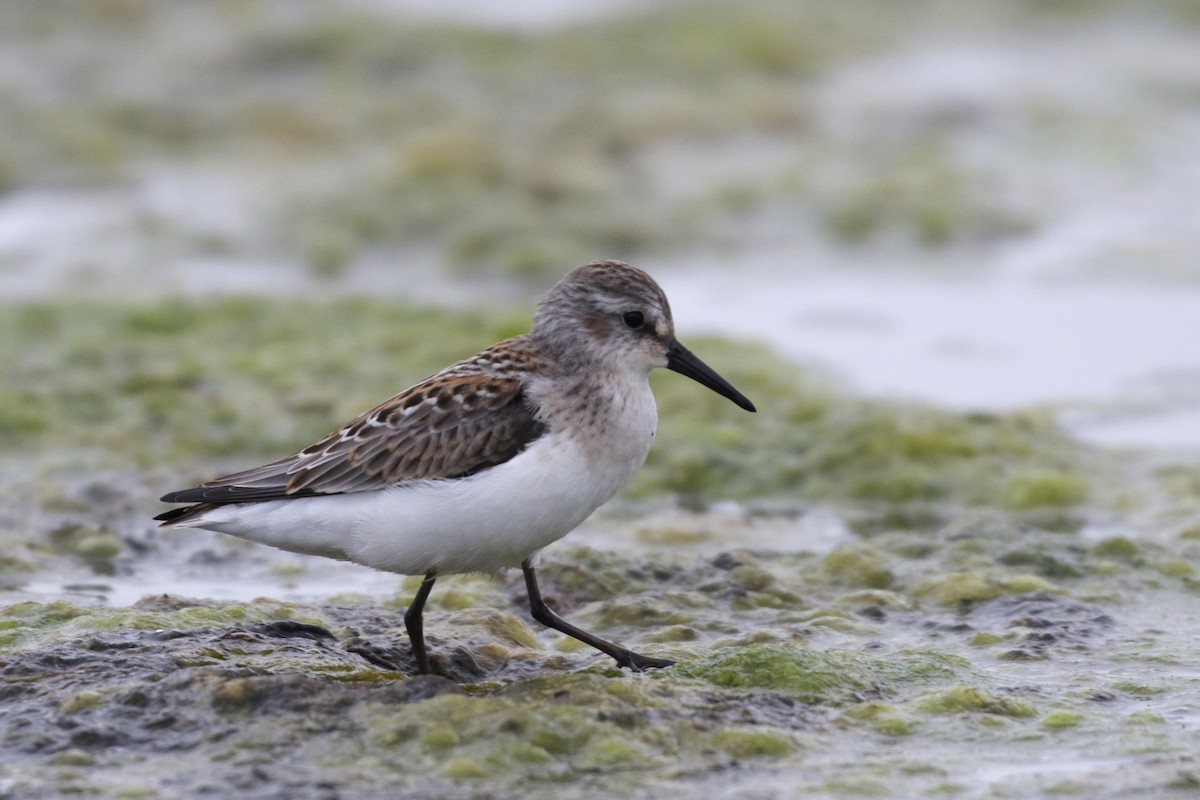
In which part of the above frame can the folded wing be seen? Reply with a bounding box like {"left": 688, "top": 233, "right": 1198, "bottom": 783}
{"left": 157, "top": 340, "right": 547, "bottom": 522}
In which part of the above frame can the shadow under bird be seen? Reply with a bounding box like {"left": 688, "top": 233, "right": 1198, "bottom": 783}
{"left": 157, "top": 260, "right": 756, "bottom": 673}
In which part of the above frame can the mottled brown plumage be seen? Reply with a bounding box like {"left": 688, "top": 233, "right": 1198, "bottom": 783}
{"left": 157, "top": 337, "right": 549, "bottom": 522}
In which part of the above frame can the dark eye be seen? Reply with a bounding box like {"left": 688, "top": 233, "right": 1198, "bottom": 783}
{"left": 622, "top": 311, "right": 646, "bottom": 330}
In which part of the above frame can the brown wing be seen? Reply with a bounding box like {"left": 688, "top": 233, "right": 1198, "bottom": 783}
{"left": 157, "top": 338, "right": 547, "bottom": 515}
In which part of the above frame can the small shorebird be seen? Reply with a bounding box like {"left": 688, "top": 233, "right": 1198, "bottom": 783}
{"left": 157, "top": 260, "right": 755, "bottom": 673}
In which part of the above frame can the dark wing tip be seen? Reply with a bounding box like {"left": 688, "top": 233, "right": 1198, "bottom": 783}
{"left": 160, "top": 489, "right": 199, "bottom": 504}
{"left": 154, "top": 506, "right": 196, "bottom": 524}
{"left": 159, "top": 483, "right": 319, "bottom": 507}
{"left": 158, "top": 487, "right": 274, "bottom": 524}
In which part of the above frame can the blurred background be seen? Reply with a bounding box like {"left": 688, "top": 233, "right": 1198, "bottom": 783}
{"left": 3, "top": 0, "right": 1199, "bottom": 450}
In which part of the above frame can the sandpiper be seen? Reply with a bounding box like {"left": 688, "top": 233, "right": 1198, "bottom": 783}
{"left": 157, "top": 260, "right": 755, "bottom": 673}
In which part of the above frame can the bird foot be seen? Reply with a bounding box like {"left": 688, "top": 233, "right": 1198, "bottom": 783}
{"left": 617, "top": 651, "right": 676, "bottom": 672}
{"left": 345, "top": 638, "right": 406, "bottom": 671}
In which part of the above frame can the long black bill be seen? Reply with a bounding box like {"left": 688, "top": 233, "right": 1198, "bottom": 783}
{"left": 666, "top": 339, "right": 757, "bottom": 412}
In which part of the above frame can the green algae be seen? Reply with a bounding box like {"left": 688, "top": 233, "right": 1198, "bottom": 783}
{"left": 834, "top": 589, "right": 911, "bottom": 610}
{"left": 822, "top": 543, "right": 894, "bottom": 588}
{"left": 1091, "top": 536, "right": 1140, "bottom": 561}
{"left": 1004, "top": 471, "right": 1089, "bottom": 509}
{"left": 49, "top": 749, "right": 97, "bottom": 768}
{"left": 998, "top": 547, "right": 1085, "bottom": 579}
{"left": 0, "top": 388, "right": 52, "bottom": 439}
{"left": 819, "top": 776, "right": 892, "bottom": 796}
{"left": 914, "top": 573, "right": 1006, "bottom": 608}
{"left": 881, "top": 650, "right": 976, "bottom": 685}
{"left": 729, "top": 563, "right": 776, "bottom": 591}
{"left": 915, "top": 685, "right": 1038, "bottom": 718}
{"left": 1002, "top": 574, "right": 1059, "bottom": 594}
{"left": 789, "top": 608, "right": 862, "bottom": 632}
{"left": 369, "top": 688, "right": 653, "bottom": 778}
{"left": 575, "top": 735, "right": 653, "bottom": 770}
{"left": 670, "top": 644, "right": 973, "bottom": 706}
{"left": 820, "top": 142, "right": 1034, "bottom": 248}
{"left": 576, "top": 595, "right": 703, "bottom": 630}
{"left": 1157, "top": 559, "right": 1195, "bottom": 579}
{"left": 969, "top": 631, "right": 1012, "bottom": 646}
{"left": 1043, "top": 710, "right": 1084, "bottom": 729}
{"left": 711, "top": 726, "right": 797, "bottom": 758}
{"left": 47, "top": 523, "right": 123, "bottom": 563}
{"left": 1110, "top": 681, "right": 1167, "bottom": 697}
{"left": 0, "top": 299, "right": 526, "bottom": 468}
{"left": 1177, "top": 522, "right": 1200, "bottom": 540}
{"left": 673, "top": 644, "right": 881, "bottom": 703}
{"left": 0, "top": 597, "right": 320, "bottom": 653}
{"left": 645, "top": 354, "right": 1098, "bottom": 505}
{"left": 841, "top": 701, "right": 915, "bottom": 736}
{"left": 438, "top": 757, "right": 490, "bottom": 779}
{"left": 913, "top": 571, "right": 1060, "bottom": 609}
{"left": 420, "top": 727, "right": 460, "bottom": 750}
{"left": 58, "top": 690, "right": 105, "bottom": 716}
{"left": 640, "top": 624, "right": 700, "bottom": 643}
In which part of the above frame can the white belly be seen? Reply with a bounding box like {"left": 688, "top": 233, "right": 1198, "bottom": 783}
{"left": 176, "top": 425, "right": 653, "bottom": 575}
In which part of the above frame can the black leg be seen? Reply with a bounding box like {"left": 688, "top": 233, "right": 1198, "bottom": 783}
{"left": 404, "top": 571, "right": 437, "bottom": 674}
{"left": 521, "top": 559, "right": 674, "bottom": 672}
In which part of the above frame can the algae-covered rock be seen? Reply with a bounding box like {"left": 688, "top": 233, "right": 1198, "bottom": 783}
{"left": 574, "top": 735, "right": 654, "bottom": 770}
{"left": 730, "top": 563, "right": 776, "bottom": 591}
{"left": 822, "top": 543, "right": 894, "bottom": 588}
{"left": 914, "top": 573, "right": 1004, "bottom": 608}
{"left": 47, "top": 523, "right": 123, "bottom": 563}
{"left": 49, "top": 748, "right": 97, "bottom": 767}
{"left": 998, "top": 547, "right": 1085, "bottom": 579}
{"left": 1042, "top": 710, "right": 1083, "bottom": 729}
{"left": 673, "top": 644, "right": 883, "bottom": 705}
{"left": 711, "top": 726, "right": 797, "bottom": 757}
{"left": 58, "top": 690, "right": 106, "bottom": 715}
{"left": 841, "top": 701, "right": 915, "bottom": 736}
{"left": 1090, "top": 536, "right": 1139, "bottom": 561}
{"left": 915, "top": 685, "right": 1037, "bottom": 718}
{"left": 1004, "top": 471, "right": 1088, "bottom": 509}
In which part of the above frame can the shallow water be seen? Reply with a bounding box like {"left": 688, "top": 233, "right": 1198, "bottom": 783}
{"left": 663, "top": 267, "right": 1200, "bottom": 447}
